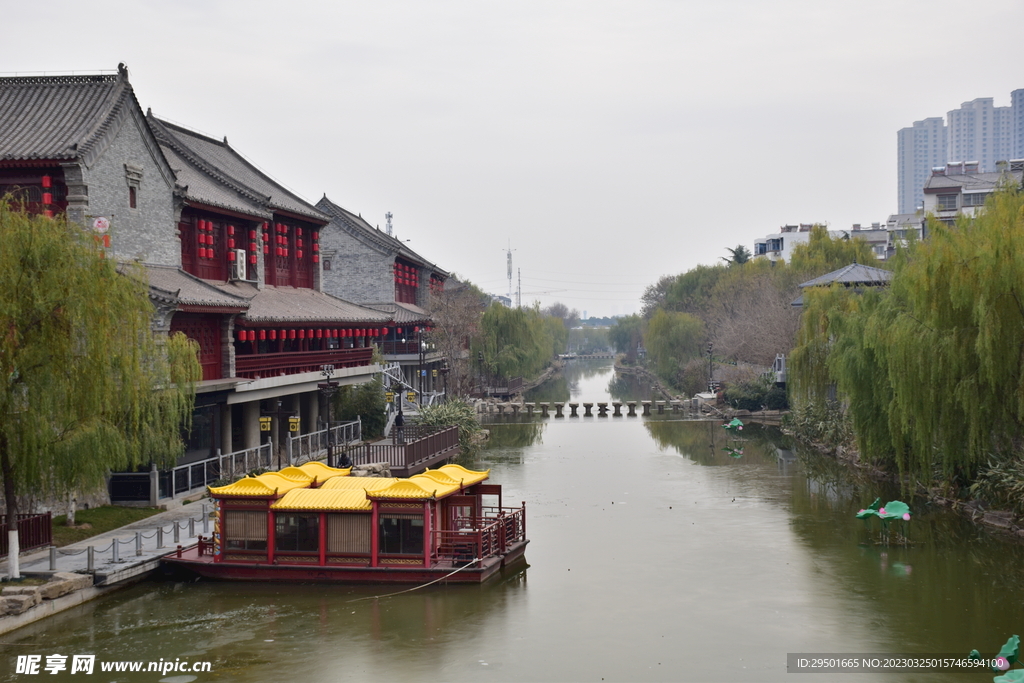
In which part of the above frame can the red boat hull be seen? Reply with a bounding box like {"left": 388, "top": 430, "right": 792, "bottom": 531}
{"left": 162, "top": 540, "right": 528, "bottom": 584}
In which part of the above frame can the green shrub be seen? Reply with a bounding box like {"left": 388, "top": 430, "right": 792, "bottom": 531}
{"left": 333, "top": 379, "right": 386, "bottom": 438}
{"left": 764, "top": 386, "right": 789, "bottom": 410}
{"left": 415, "top": 399, "right": 481, "bottom": 455}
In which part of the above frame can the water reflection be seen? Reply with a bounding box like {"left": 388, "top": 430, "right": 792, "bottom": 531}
{"left": 10, "top": 359, "right": 1024, "bottom": 683}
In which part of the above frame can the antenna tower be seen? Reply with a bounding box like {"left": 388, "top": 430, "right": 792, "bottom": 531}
{"left": 504, "top": 241, "right": 515, "bottom": 302}
{"left": 517, "top": 268, "right": 522, "bottom": 308}
{"left": 385, "top": 212, "right": 393, "bottom": 237}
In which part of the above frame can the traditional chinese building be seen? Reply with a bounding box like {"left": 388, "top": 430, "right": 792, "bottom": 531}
{"left": 0, "top": 66, "right": 398, "bottom": 504}
{"left": 316, "top": 196, "right": 449, "bottom": 401}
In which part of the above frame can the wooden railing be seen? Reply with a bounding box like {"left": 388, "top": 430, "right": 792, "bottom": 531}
{"left": 235, "top": 347, "right": 373, "bottom": 379}
{"left": 431, "top": 505, "right": 526, "bottom": 564}
{"left": 286, "top": 420, "right": 362, "bottom": 466}
{"left": 0, "top": 513, "right": 52, "bottom": 557}
{"left": 345, "top": 425, "right": 459, "bottom": 474}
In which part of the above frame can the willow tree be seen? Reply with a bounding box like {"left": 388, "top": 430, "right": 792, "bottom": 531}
{"left": 791, "top": 187, "right": 1024, "bottom": 486}
{"left": 643, "top": 309, "right": 705, "bottom": 384}
{"left": 475, "top": 304, "right": 553, "bottom": 380}
{"left": 1, "top": 203, "right": 200, "bottom": 577}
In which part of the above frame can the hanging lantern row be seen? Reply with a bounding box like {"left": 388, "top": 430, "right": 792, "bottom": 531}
{"left": 40, "top": 175, "right": 54, "bottom": 217}
{"left": 236, "top": 328, "right": 387, "bottom": 342}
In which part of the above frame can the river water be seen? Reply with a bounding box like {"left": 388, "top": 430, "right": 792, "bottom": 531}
{"left": 5, "top": 359, "right": 1024, "bottom": 682}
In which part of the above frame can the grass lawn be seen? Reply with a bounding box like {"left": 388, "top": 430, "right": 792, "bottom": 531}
{"left": 51, "top": 506, "right": 162, "bottom": 547}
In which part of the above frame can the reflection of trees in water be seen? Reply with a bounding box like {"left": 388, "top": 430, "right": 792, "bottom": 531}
{"left": 607, "top": 373, "right": 653, "bottom": 402}
{"left": 525, "top": 360, "right": 612, "bottom": 404}
{"left": 644, "top": 420, "right": 784, "bottom": 466}
{"left": 484, "top": 422, "right": 545, "bottom": 449}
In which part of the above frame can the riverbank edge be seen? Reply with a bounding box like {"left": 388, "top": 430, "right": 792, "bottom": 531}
{"left": 779, "top": 428, "right": 1024, "bottom": 542}
{"left": 0, "top": 577, "right": 145, "bottom": 637}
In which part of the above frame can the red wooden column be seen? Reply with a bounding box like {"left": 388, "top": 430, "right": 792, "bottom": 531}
{"left": 267, "top": 511, "right": 276, "bottom": 564}
{"left": 319, "top": 512, "right": 327, "bottom": 566}
{"left": 422, "top": 501, "right": 432, "bottom": 568}
{"left": 370, "top": 502, "right": 379, "bottom": 568}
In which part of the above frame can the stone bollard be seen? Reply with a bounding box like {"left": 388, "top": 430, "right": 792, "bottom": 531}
{"left": 157, "top": 527, "right": 164, "bottom": 549}
{"left": 569, "top": 403, "right": 579, "bottom": 417}
{"left": 136, "top": 531, "right": 142, "bottom": 556}
{"left": 525, "top": 403, "right": 535, "bottom": 416}
{"left": 671, "top": 401, "right": 680, "bottom": 412}
{"left": 627, "top": 402, "right": 637, "bottom": 416}
{"left": 597, "top": 403, "right": 609, "bottom": 416}
{"left": 554, "top": 403, "right": 564, "bottom": 418}
{"left": 511, "top": 404, "right": 521, "bottom": 416}
{"left": 87, "top": 546, "right": 95, "bottom": 572}
{"left": 656, "top": 401, "right": 665, "bottom": 414}
{"left": 642, "top": 401, "right": 652, "bottom": 416}
{"left": 540, "top": 403, "right": 549, "bottom": 417}
{"left": 496, "top": 404, "right": 506, "bottom": 415}
{"left": 583, "top": 403, "right": 593, "bottom": 416}
{"left": 49, "top": 546, "right": 57, "bottom": 571}
{"left": 613, "top": 402, "right": 622, "bottom": 416}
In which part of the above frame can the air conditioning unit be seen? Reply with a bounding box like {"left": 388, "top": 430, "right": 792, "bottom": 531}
{"left": 230, "top": 249, "right": 247, "bottom": 280}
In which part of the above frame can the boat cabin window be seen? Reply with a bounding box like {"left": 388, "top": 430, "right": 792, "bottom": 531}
{"left": 275, "top": 513, "right": 319, "bottom": 552}
{"left": 224, "top": 510, "right": 268, "bottom": 551}
{"left": 379, "top": 514, "right": 423, "bottom": 555}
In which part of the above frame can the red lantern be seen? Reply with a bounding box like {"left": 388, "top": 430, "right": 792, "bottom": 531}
{"left": 42, "top": 192, "right": 52, "bottom": 205}
{"left": 249, "top": 229, "right": 257, "bottom": 240}
{"left": 262, "top": 232, "right": 269, "bottom": 242}
{"left": 307, "top": 329, "right": 313, "bottom": 338}
{"left": 297, "top": 250, "right": 303, "bottom": 259}
{"left": 227, "top": 238, "right": 235, "bottom": 249}
{"left": 276, "top": 247, "right": 283, "bottom": 256}
{"left": 270, "top": 330, "right": 277, "bottom": 340}
{"left": 249, "top": 254, "right": 257, "bottom": 264}
{"left": 259, "top": 330, "right": 267, "bottom": 341}
{"left": 313, "top": 255, "right": 319, "bottom": 263}
{"left": 299, "top": 329, "right": 306, "bottom": 339}
{"left": 288, "top": 329, "right": 296, "bottom": 340}
{"left": 284, "top": 248, "right": 289, "bottom": 257}
{"left": 315, "top": 329, "right": 323, "bottom": 339}
{"left": 414, "top": 327, "right": 419, "bottom": 333}
{"left": 263, "top": 245, "right": 269, "bottom": 254}
{"left": 41, "top": 175, "right": 51, "bottom": 188}
{"left": 227, "top": 225, "right": 235, "bottom": 236}
{"left": 297, "top": 228, "right": 303, "bottom": 236}
{"left": 280, "top": 329, "right": 287, "bottom": 339}
{"left": 228, "top": 250, "right": 236, "bottom": 262}
{"left": 262, "top": 222, "right": 268, "bottom": 231}
{"left": 237, "top": 329, "right": 246, "bottom": 341}
{"left": 396, "top": 328, "right": 402, "bottom": 334}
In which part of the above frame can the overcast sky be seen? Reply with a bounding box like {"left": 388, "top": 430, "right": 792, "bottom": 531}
{"left": 5, "top": 1, "right": 1023, "bottom": 317}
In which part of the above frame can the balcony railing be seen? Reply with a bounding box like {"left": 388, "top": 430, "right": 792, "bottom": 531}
{"left": 235, "top": 347, "right": 373, "bottom": 379}
{"left": 286, "top": 420, "right": 362, "bottom": 466}
{"left": 344, "top": 425, "right": 459, "bottom": 477}
{"left": 379, "top": 341, "right": 422, "bottom": 356}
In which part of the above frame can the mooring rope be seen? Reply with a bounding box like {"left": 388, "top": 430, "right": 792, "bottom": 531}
{"left": 346, "top": 558, "right": 482, "bottom": 602}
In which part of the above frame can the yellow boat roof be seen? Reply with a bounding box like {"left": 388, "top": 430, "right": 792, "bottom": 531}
{"left": 276, "top": 467, "right": 315, "bottom": 482}
{"left": 320, "top": 477, "right": 397, "bottom": 491}
{"left": 367, "top": 479, "right": 438, "bottom": 500}
{"left": 271, "top": 488, "right": 372, "bottom": 512}
{"left": 435, "top": 464, "right": 490, "bottom": 486}
{"left": 209, "top": 472, "right": 310, "bottom": 497}
{"left": 297, "top": 461, "right": 351, "bottom": 481}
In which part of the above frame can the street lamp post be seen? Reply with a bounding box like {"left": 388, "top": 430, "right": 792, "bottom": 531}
{"left": 419, "top": 338, "right": 426, "bottom": 407}
{"left": 318, "top": 364, "right": 346, "bottom": 467}
{"left": 707, "top": 342, "right": 714, "bottom": 393}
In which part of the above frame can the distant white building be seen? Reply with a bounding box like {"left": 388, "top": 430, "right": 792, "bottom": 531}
{"left": 922, "top": 160, "right": 1024, "bottom": 228}
{"left": 752, "top": 224, "right": 815, "bottom": 263}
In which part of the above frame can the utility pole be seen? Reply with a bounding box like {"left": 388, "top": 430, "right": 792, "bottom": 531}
{"left": 517, "top": 268, "right": 521, "bottom": 308}
{"left": 385, "top": 212, "right": 393, "bottom": 237}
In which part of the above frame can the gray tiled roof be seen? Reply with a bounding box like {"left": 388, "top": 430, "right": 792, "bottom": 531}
{"left": 144, "top": 265, "right": 250, "bottom": 309}
{"left": 923, "top": 169, "right": 1022, "bottom": 194}
{"left": 153, "top": 118, "right": 328, "bottom": 224}
{"left": 798, "top": 263, "right": 894, "bottom": 289}
{"left": 0, "top": 67, "right": 147, "bottom": 167}
{"left": 214, "top": 282, "right": 392, "bottom": 324}
{"left": 149, "top": 117, "right": 272, "bottom": 220}
{"left": 317, "top": 195, "right": 449, "bottom": 278}
{"left": 363, "top": 301, "right": 432, "bottom": 324}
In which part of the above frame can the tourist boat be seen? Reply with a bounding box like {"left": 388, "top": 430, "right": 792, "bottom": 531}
{"left": 162, "top": 461, "right": 528, "bottom": 584}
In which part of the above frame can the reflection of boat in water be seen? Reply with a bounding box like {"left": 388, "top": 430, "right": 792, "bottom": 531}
{"left": 162, "top": 461, "right": 528, "bottom": 584}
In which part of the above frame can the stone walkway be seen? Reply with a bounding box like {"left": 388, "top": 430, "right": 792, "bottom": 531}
{"left": 1, "top": 503, "right": 212, "bottom": 585}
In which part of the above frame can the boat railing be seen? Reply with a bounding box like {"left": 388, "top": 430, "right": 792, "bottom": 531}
{"left": 432, "top": 504, "right": 526, "bottom": 564}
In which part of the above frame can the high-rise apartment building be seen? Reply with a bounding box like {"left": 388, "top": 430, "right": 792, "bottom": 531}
{"left": 897, "top": 117, "right": 946, "bottom": 214}
{"left": 897, "top": 89, "right": 1024, "bottom": 215}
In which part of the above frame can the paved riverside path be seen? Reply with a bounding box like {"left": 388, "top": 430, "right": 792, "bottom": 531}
{"left": 0, "top": 503, "right": 211, "bottom": 586}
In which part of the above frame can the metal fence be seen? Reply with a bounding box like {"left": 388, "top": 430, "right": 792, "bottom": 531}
{"left": 0, "top": 513, "right": 52, "bottom": 557}
{"left": 286, "top": 420, "right": 362, "bottom": 466}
